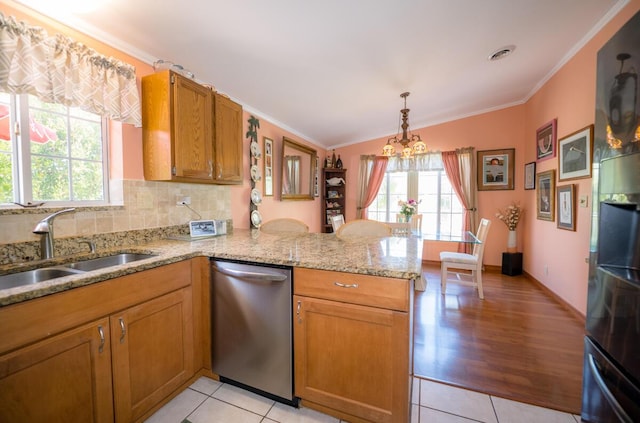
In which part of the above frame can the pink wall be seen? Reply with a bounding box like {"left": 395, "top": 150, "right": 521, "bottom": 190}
{"left": 231, "top": 114, "right": 325, "bottom": 231}
{"left": 338, "top": 106, "right": 527, "bottom": 269}
{"left": 521, "top": 0, "right": 640, "bottom": 315}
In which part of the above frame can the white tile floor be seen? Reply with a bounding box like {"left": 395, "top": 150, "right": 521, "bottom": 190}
{"left": 145, "top": 376, "right": 583, "bottom": 423}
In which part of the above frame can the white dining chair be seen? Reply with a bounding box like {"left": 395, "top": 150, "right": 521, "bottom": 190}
{"left": 335, "top": 219, "right": 392, "bottom": 239}
{"left": 440, "top": 218, "right": 491, "bottom": 299}
{"left": 260, "top": 218, "right": 309, "bottom": 234}
{"left": 330, "top": 214, "right": 345, "bottom": 232}
{"left": 410, "top": 214, "right": 422, "bottom": 234}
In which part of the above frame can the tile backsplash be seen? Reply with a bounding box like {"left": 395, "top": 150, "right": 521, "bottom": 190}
{"left": 0, "top": 179, "right": 231, "bottom": 249}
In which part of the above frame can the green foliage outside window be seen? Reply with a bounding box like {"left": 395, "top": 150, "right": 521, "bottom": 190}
{"left": 1, "top": 94, "right": 105, "bottom": 204}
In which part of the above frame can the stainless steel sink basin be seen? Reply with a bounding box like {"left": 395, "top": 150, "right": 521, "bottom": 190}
{"left": 0, "top": 253, "right": 158, "bottom": 291}
{"left": 64, "top": 253, "right": 157, "bottom": 272}
{"left": 0, "top": 267, "right": 84, "bottom": 290}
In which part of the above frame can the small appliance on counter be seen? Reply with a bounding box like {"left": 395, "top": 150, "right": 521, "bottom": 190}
{"left": 168, "top": 219, "right": 227, "bottom": 241}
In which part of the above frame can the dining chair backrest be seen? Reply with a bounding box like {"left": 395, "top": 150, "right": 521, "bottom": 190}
{"left": 260, "top": 218, "right": 309, "bottom": 234}
{"left": 330, "top": 214, "right": 345, "bottom": 232}
{"left": 335, "top": 219, "right": 392, "bottom": 239}
{"left": 411, "top": 214, "right": 423, "bottom": 233}
{"left": 472, "top": 218, "right": 491, "bottom": 260}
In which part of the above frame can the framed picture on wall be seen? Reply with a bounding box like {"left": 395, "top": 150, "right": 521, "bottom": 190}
{"left": 263, "top": 137, "right": 273, "bottom": 196}
{"left": 558, "top": 124, "right": 593, "bottom": 181}
{"left": 536, "top": 119, "right": 557, "bottom": 162}
{"left": 524, "top": 162, "right": 536, "bottom": 190}
{"left": 557, "top": 184, "right": 576, "bottom": 231}
{"left": 477, "top": 148, "right": 515, "bottom": 191}
{"left": 536, "top": 169, "right": 556, "bottom": 221}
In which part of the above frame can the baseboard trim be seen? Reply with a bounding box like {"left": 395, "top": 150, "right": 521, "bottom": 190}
{"left": 421, "top": 260, "right": 501, "bottom": 273}
{"left": 523, "top": 270, "right": 586, "bottom": 323}
{"left": 421, "top": 260, "right": 585, "bottom": 322}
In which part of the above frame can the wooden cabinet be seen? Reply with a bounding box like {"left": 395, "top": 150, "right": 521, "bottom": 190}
{"left": 141, "top": 70, "right": 242, "bottom": 184}
{"left": 293, "top": 268, "right": 413, "bottom": 423}
{"left": 212, "top": 93, "right": 243, "bottom": 184}
{"left": 0, "top": 260, "right": 198, "bottom": 423}
{"left": 322, "top": 168, "right": 347, "bottom": 233}
{"left": 0, "top": 318, "right": 114, "bottom": 423}
{"left": 111, "top": 287, "right": 193, "bottom": 422}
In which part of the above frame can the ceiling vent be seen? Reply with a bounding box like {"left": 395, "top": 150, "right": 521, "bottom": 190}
{"left": 488, "top": 45, "right": 516, "bottom": 61}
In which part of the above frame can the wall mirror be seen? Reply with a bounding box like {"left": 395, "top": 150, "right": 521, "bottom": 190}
{"left": 281, "top": 137, "right": 316, "bottom": 201}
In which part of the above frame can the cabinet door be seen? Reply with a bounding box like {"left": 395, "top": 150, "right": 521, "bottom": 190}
{"left": 172, "top": 75, "right": 214, "bottom": 181}
{"left": 0, "top": 318, "right": 113, "bottom": 423}
{"left": 293, "top": 295, "right": 410, "bottom": 423}
{"left": 212, "top": 93, "right": 243, "bottom": 184}
{"left": 111, "top": 288, "right": 194, "bottom": 423}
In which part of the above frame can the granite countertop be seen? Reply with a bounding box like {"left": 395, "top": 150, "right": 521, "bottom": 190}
{"left": 0, "top": 229, "right": 423, "bottom": 307}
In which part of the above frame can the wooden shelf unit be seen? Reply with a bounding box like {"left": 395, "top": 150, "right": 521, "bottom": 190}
{"left": 321, "top": 168, "right": 347, "bottom": 233}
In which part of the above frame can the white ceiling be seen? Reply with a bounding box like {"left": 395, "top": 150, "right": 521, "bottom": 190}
{"left": 8, "top": 0, "right": 626, "bottom": 148}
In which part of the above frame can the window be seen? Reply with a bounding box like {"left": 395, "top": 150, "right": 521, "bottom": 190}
{"left": 369, "top": 170, "right": 463, "bottom": 236}
{"left": 0, "top": 92, "right": 108, "bottom": 205}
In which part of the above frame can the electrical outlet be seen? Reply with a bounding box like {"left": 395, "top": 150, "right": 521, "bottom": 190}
{"left": 176, "top": 196, "right": 191, "bottom": 205}
{"left": 544, "top": 264, "right": 548, "bottom": 276}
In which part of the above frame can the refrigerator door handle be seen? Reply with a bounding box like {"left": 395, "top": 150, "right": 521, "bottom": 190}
{"left": 588, "top": 353, "right": 633, "bottom": 423}
{"left": 212, "top": 263, "right": 287, "bottom": 282}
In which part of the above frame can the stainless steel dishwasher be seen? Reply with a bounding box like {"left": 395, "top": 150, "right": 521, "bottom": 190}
{"left": 211, "top": 259, "right": 297, "bottom": 405}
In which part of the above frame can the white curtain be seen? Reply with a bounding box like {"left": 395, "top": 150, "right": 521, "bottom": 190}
{"left": 0, "top": 13, "right": 141, "bottom": 126}
{"left": 385, "top": 151, "right": 444, "bottom": 172}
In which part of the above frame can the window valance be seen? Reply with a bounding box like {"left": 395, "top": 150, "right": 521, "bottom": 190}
{"left": 0, "top": 13, "right": 142, "bottom": 126}
{"left": 385, "top": 151, "right": 444, "bottom": 172}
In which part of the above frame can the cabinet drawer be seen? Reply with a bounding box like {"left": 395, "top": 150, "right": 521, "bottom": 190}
{"left": 294, "top": 268, "right": 409, "bottom": 312}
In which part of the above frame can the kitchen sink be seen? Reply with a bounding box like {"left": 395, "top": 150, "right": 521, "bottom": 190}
{"left": 0, "top": 253, "right": 158, "bottom": 291}
{"left": 0, "top": 267, "right": 84, "bottom": 290}
{"left": 64, "top": 253, "right": 158, "bottom": 271}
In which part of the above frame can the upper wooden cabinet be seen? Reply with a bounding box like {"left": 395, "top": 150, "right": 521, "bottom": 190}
{"left": 213, "top": 93, "right": 243, "bottom": 184}
{"left": 141, "top": 70, "right": 243, "bottom": 184}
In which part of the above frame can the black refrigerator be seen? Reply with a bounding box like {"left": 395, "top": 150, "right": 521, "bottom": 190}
{"left": 581, "top": 9, "right": 640, "bottom": 423}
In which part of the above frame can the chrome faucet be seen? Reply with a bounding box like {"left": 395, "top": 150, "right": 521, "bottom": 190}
{"left": 33, "top": 208, "right": 76, "bottom": 259}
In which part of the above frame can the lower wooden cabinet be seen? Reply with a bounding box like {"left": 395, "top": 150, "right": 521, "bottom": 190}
{"left": 0, "top": 318, "right": 114, "bottom": 423}
{"left": 293, "top": 268, "right": 413, "bottom": 423}
{"left": 0, "top": 260, "right": 197, "bottom": 423}
{"left": 112, "top": 287, "right": 194, "bottom": 422}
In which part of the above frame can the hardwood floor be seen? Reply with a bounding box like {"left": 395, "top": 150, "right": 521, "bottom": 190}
{"left": 413, "top": 263, "right": 585, "bottom": 414}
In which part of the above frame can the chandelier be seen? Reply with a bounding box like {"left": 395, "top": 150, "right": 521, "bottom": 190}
{"left": 382, "top": 92, "right": 427, "bottom": 158}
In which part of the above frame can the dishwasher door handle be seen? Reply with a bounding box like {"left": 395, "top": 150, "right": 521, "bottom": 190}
{"left": 212, "top": 264, "right": 288, "bottom": 282}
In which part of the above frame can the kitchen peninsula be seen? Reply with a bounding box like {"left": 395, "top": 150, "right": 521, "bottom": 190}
{"left": 0, "top": 230, "right": 420, "bottom": 423}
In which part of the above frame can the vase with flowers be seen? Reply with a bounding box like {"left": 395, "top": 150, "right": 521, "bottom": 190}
{"left": 496, "top": 202, "right": 523, "bottom": 253}
{"left": 398, "top": 199, "right": 421, "bottom": 222}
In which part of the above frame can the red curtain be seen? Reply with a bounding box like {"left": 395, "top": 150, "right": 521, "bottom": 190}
{"left": 442, "top": 150, "right": 472, "bottom": 252}
{"left": 358, "top": 156, "right": 388, "bottom": 219}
